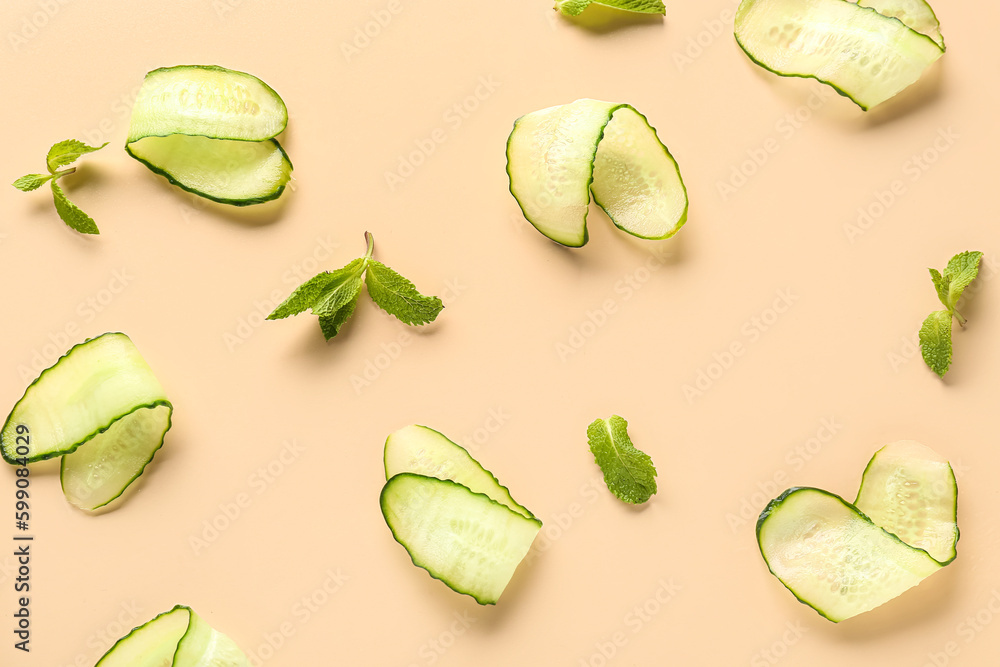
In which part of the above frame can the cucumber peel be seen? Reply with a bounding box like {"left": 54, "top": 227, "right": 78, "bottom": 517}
{"left": 0, "top": 332, "right": 173, "bottom": 511}
{"left": 126, "top": 65, "right": 292, "bottom": 206}
{"left": 734, "top": 0, "right": 945, "bottom": 110}
{"left": 380, "top": 425, "right": 541, "bottom": 605}
{"left": 506, "top": 99, "right": 687, "bottom": 247}
{"left": 95, "top": 605, "right": 249, "bottom": 667}
{"left": 757, "top": 441, "right": 958, "bottom": 622}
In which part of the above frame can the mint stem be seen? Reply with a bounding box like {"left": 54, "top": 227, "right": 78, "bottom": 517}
{"left": 364, "top": 231, "right": 375, "bottom": 260}
{"left": 952, "top": 309, "right": 967, "bottom": 328}
{"left": 52, "top": 167, "right": 77, "bottom": 180}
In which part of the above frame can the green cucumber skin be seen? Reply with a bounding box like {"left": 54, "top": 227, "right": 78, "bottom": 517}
{"left": 130, "top": 64, "right": 288, "bottom": 142}
{"left": 734, "top": 0, "right": 944, "bottom": 111}
{"left": 756, "top": 486, "right": 944, "bottom": 622}
{"left": 0, "top": 332, "right": 172, "bottom": 465}
{"left": 380, "top": 473, "right": 542, "bottom": 606}
{"left": 384, "top": 424, "right": 537, "bottom": 521}
{"left": 854, "top": 444, "right": 959, "bottom": 566}
{"left": 125, "top": 137, "right": 292, "bottom": 207}
{"left": 59, "top": 402, "right": 173, "bottom": 510}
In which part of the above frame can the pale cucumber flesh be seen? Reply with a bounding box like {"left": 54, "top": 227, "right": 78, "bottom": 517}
{"left": 1, "top": 332, "right": 169, "bottom": 464}
{"left": 127, "top": 135, "right": 292, "bottom": 206}
{"left": 127, "top": 65, "right": 287, "bottom": 143}
{"left": 855, "top": 440, "right": 958, "bottom": 564}
{"left": 381, "top": 474, "right": 541, "bottom": 605}
{"left": 506, "top": 99, "right": 687, "bottom": 246}
{"left": 856, "top": 0, "right": 943, "bottom": 47}
{"left": 735, "top": 0, "right": 945, "bottom": 110}
{"left": 757, "top": 487, "right": 941, "bottom": 622}
{"left": 384, "top": 424, "right": 535, "bottom": 520}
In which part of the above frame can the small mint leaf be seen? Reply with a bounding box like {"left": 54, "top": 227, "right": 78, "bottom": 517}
{"left": 51, "top": 181, "right": 99, "bottom": 234}
{"left": 587, "top": 415, "right": 657, "bottom": 504}
{"left": 318, "top": 290, "right": 361, "bottom": 340}
{"left": 13, "top": 174, "right": 51, "bottom": 192}
{"left": 929, "top": 268, "right": 949, "bottom": 309}
{"left": 268, "top": 272, "right": 339, "bottom": 320}
{"left": 919, "top": 310, "right": 952, "bottom": 378}
{"left": 46, "top": 140, "right": 107, "bottom": 173}
{"left": 941, "top": 251, "right": 982, "bottom": 310}
{"left": 556, "top": 0, "right": 592, "bottom": 15}
{"left": 364, "top": 260, "right": 443, "bottom": 326}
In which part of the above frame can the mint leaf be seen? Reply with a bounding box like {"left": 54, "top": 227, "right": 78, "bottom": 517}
{"left": 919, "top": 310, "right": 952, "bottom": 378}
{"left": 929, "top": 268, "right": 949, "bottom": 308}
{"left": 595, "top": 0, "right": 665, "bottom": 14}
{"left": 556, "top": 0, "right": 592, "bottom": 15}
{"left": 51, "top": 182, "right": 99, "bottom": 234}
{"left": 365, "top": 260, "right": 444, "bottom": 326}
{"left": 46, "top": 140, "right": 107, "bottom": 173}
{"left": 12, "top": 174, "right": 51, "bottom": 192}
{"left": 587, "top": 415, "right": 657, "bottom": 504}
{"left": 269, "top": 232, "right": 443, "bottom": 342}
{"left": 941, "top": 251, "right": 982, "bottom": 311}
{"left": 318, "top": 291, "right": 361, "bottom": 340}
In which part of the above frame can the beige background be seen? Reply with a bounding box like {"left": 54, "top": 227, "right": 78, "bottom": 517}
{"left": 2, "top": 0, "right": 999, "bottom": 665}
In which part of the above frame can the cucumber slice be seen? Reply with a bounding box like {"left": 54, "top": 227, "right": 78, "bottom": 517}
{"left": 95, "top": 605, "right": 248, "bottom": 667}
{"left": 506, "top": 99, "right": 687, "bottom": 247}
{"left": 381, "top": 473, "right": 542, "bottom": 605}
{"left": 0, "top": 332, "right": 172, "bottom": 510}
{"left": 126, "top": 64, "right": 292, "bottom": 206}
{"left": 127, "top": 65, "right": 287, "bottom": 143}
{"left": 126, "top": 136, "right": 292, "bottom": 206}
{"left": 858, "top": 0, "right": 944, "bottom": 48}
{"left": 855, "top": 440, "right": 958, "bottom": 564}
{"left": 734, "top": 0, "right": 945, "bottom": 110}
{"left": 757, "top": 487, "right": 942, "bottom": 622}
{"left": 384, "top": 424, "right": 536, "bottom": 520}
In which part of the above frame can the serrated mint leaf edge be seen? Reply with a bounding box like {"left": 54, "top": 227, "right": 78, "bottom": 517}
{"left": 364, "top": 259, "right": 444, "bottom": 326}
{"left": 50, "top": 181, "right": 99, "bottom": 234}
{"left": 12, "top": 174, "right": 52, "bottom": 192}
{"left": 556, "top": 0, "right": 592, "bottom": 16}
{"left": 942, "top": 251, "right": 982, "bottom": 309}
{"left": 46, "top": 140, "right": 108, "bottom": 173}
{"left": 593, "top": 0, "right": 665, "bottom": 14}
{"left": 919, "top": 310, "right": 952, "bottom": 378}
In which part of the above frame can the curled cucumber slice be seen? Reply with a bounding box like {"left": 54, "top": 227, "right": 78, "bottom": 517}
{"left": 381, "top": 425, "right": 541, "bottom": 605}
{"left": 734, "top": 0, "right": 945, "bottom": 110}
{"left": 95, "top": 605, "right": 248, "bottom": 667}
{"left": 126, "top": 65, "right": 292, "bottom": 206}
{"left": 506, "top": 99, "right": 688, "bottom": 247}
{"left": 0, "top": 332, "right": 172, "bottom": 511}
{"left": 757, "top": 441, "right": 958, "bottom": 622}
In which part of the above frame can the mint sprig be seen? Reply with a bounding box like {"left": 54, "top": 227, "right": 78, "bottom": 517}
{"left": 555, "top": 0, "right": 665, "bottom": 17}
{"left": 587, "top": 415, "right": 657, "bottom": 504}
{"left": 12, "top": 139, "right": 107, "bottom": 234}
{"left": 268, "top": 232, "right": 444, "bottom": 341}
{"left": 919, "top": 251, "right": 982, "bottom": 377}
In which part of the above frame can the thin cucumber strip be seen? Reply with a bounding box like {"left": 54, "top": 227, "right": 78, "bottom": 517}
{"left": 1, "top": 333, "right": 170, "bottom": 464}
{"left": 96, "top": 605, "right": 249, "bottom": 667}
{"left": 127, "top": 65, "right": 287, "bottom": 143}
{"left": 734, "top": 0, "right": 945, "bottom": 110}
{"left": 506, "top": 99, "right": 687, "bottom": 247}
{"left": 857, "top": 0, "right": 944, "bottom": 47}
{"left": 126, "top": 64, "right": 292, "bottom": 206}
{"left": 60, "top": 403, "right": 172, "bottom": 510}
{"left": 126, "top": 135, "right": 292, "bottom": 206}
{"left": 384, "top": 425, "right": 536, "bottom": 520}
{"left": 855, "top": 440, "right": 958, "bottom": 564}
{"left": 757, "top": 487, "right": 941, "bottom": 622}
{"left": 381, "top": 474, "right": 542, "bottom": 605}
